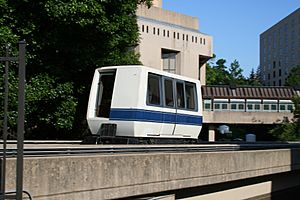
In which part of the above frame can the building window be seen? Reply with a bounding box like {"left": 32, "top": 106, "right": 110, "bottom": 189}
{"left": 195, "top": 37, "right": 197, "bottom": 43}
{"left": 186, "top": 35, "right": 188, "bottom": 41}
{"left": 153, "top": 27, "right": 156, "bottom": 34}
{"left": 279, "top": 69, "right": 282, "bottom": 77}
{"left": 146, "top": 26, "right": 149, "bottom": 33}
{"left": 177, "top": 33, "right": 179, "bottom": 39}
{"left": 142, "top": 25, "right": 144, "bottom": 32}
{"left": 203, "top": 38, "right": 206, "bottom": 45}
{"left": 163, "top": 30, "right": 165, "bottom": 37}
{"left": 183, "top": 34, "right": 185, "bottom": 40}
{"left": 157, "top": 28, "right": 160, "bottom": 35}
{"left": 167, "top": 31, "right": 169, "bottom": 37}
{"left": 173, "top": 32, "right": 176, "bottom": 39}
{"left": 162, "top": 49, "right": 178, "bottom": 74}
{"left": 200, "top": 38, "right": 202, "bottom": 44}
{"left": 192, "top": 36, "right": 194, "bottom": 42}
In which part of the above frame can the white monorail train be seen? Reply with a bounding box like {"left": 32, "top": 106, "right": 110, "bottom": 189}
{"left": 87, "top": 65, "right": 203, "bottom": 140}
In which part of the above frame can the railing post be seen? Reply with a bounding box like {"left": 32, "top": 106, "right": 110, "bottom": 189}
{"left": 16, "top": 40, "right": 26, "bottom": 200}
{"left": 0, "top": 44, "right": 10, "bottom": 200}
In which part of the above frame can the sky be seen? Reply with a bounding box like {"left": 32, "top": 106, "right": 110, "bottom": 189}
{"left": 163, "top": 0, "right": 300, "bottom": 77}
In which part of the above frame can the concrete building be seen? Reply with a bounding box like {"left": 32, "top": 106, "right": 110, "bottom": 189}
{"left": 259, "top": 8, "right": 300, "bottom": 86}
{"left": 136, "top": 0, "right": 213, "bottom": 85}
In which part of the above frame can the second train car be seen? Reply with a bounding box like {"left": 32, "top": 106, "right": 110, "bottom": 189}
{"left": 86, "top": 65, "right": 203, "bottom": 141}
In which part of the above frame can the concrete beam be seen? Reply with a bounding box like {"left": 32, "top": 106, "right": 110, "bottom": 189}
{"left": 4, "top": 149, "right": 300, "bottom": 199}
{"left": 203, "top": 111, "right": 293, "bottom": 124}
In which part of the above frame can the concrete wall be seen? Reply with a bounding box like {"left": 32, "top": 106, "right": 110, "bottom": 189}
{"left": 4, "top": 149, "right": 300, "bottom": 199}
{"left": 136, "top": 5, "right": 213, "bottom": 83}
{"left": 137, "top": 6, "right": 199, "bottom": 30}
{"left": 203, "top": 110, "right": 294, "bottom": 124}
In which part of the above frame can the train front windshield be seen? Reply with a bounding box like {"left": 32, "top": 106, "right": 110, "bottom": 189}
{"left": 96, "top": 70, "right": 116, "bottom": 118}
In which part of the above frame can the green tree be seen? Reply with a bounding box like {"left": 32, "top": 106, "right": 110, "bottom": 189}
{"left": 247, "top": 68, "right": 262, "bottom": 86}
{"left": 206, "top": 55, "right": 263, "bottom": 86}
{"left": 214, "top": 59, "right": 230, "bottom": 84}
{"left": 228, "top": 59, "right": 247, "bottom": 85}
{"left": 206, "top": 56, "right": 248, "bottom": 85}
{"left": 0, "top": 64, "right": 77, "bottom": 139}
{"left": 269, "top": 95, "right": 300, "bottom": 141}
{"left": 0, "top": 0, "right": 152, "bottom": 138}
{"left": 286, "top": 65, "right": 300, "bottom": 86}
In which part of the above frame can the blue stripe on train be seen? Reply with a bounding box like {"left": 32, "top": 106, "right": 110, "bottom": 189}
{"left": 109, "top": 108, "right": 202, "bottom": 126}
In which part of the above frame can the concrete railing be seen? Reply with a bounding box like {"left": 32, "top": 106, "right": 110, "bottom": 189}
{"left": 203, "top": 111, "right": 294, "bottom": 124}
{"left": 4, "top": 149, "right": 300, "bottom": 199}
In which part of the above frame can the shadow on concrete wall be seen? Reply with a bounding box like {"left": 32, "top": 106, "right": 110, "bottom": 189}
{"left": 270, "top": 147, "right": 300, "bottom": 200}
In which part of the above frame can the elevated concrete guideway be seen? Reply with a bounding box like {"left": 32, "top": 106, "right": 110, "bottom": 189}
{"left": 203, "top": 110, "right": 293, "bottom": 124}
{"left": 3, "top": 147, "right": 300, "bottom": 199}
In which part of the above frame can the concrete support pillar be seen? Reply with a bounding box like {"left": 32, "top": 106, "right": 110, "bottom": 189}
{"left": 208, "top": 125, "right": 215, "bottom": 142}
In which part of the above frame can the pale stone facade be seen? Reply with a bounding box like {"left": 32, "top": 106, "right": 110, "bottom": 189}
{"left": 136, "top": 0, "right": 213, "bottom": 85}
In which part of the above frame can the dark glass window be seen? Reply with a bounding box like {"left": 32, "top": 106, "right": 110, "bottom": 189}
{"left": 164, "top": 79, "right": 174, "bottom": 107}
{"left": 204, "top": 103, "right": 211, "bottom": 110}
{"left": 238, "top": 104, "right": 244, "bottom": 110}
{"left": 148, "top": 74, "right": 161, "bottom": 105}
{"left": 214, "top": 103, "right": 221, "bottom": 110}
{"left": 185, "top": 83, "right": 196, "bottom": 110}
{"left": 231, "top": 104, "right": 237, "bottom": 110}
{"left": 222, "top": 103, "right": 228, "bottom": 110}
{"left": 176, "top": 82, "right": 185, "bottom": 108}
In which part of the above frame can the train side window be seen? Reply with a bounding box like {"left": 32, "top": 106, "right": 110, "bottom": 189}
{"left": 176, "top": 82, "right": 185, "bottom": 109}
{"left": 238, "top": 104, "right": 244, "bottom": 110}
{"left": 164, "top": 79, "right": 174, "bottom": 107}
{"left": 185, "top": 82, "right": 196, "bottom": 110}
{"left": 147, "top": 74, "right": 161, "bottom": 105}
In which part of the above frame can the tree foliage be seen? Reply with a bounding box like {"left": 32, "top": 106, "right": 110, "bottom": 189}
{"left": 0, "top": 64, "right": 77, "bottom": 139}
{"left": 206, "top": 55, "right": 259, "bottom": 86}
{"left": 286, "top": 65, "right": 300, "bottom": 87}
{"left": 247, "top": 68, "right": 262, "bottom": 86}
{"left": 269, "top": 95, "right": 300, "bottom": 141}
{"left": 0, "top": 0, "right": 152, "bottom": 139}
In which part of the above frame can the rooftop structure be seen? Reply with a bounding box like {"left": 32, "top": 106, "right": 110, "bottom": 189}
{"left": 136, "top": 0, "right": 213, "bottom": 84}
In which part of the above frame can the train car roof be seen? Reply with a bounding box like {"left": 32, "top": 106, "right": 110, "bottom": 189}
{"left": 96, "top": 65, "right": 200, "bottom": 83}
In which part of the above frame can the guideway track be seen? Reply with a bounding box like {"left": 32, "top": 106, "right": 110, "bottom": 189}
{"left": 1, "top": 142, "right": 300, "bottom": 157}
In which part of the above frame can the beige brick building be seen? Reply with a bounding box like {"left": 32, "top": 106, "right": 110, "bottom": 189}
{"left": 260, "top": 8, "right": 300, "bottom": 86}
{"left": 136, "top": 0, "right": 213, "bottom": 85}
